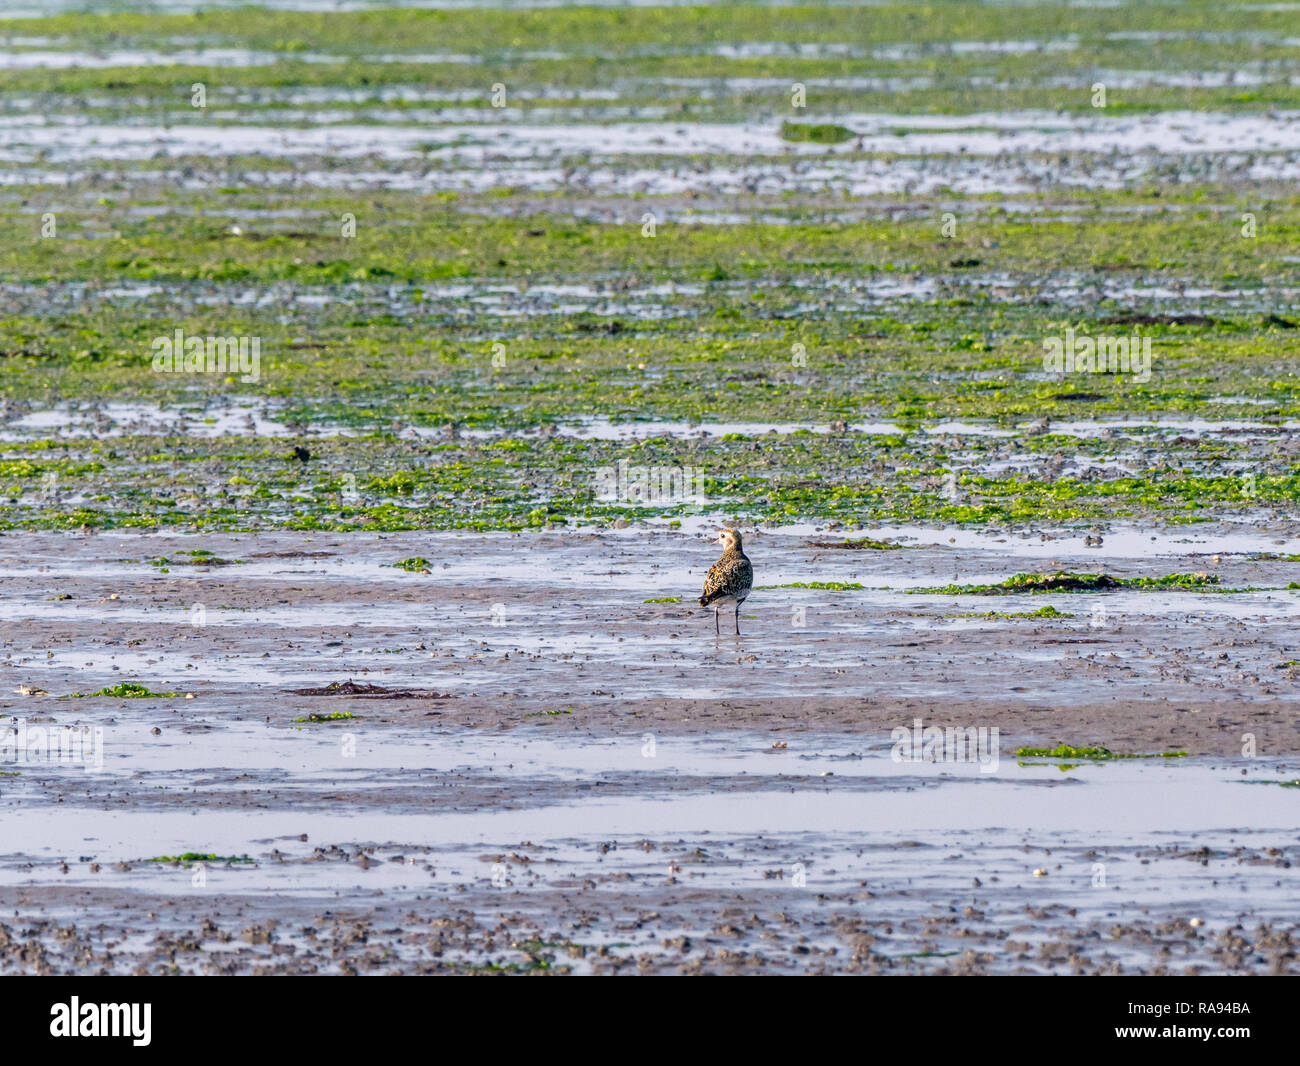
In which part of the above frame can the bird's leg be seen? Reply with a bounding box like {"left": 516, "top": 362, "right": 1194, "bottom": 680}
{"left": 714, "top": 607, "right": 720, "bottom": 636}
{"left": 734, "top": 604, "right": 741, "bottom": 635}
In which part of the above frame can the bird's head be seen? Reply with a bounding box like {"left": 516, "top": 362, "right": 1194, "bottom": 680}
{"left": 714, "top": 528, "right": 742, "bottom": 551}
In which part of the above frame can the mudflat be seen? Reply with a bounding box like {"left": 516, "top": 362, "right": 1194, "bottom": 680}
{"left": 3, "top": 528, "right": 1299, "bottom": 975}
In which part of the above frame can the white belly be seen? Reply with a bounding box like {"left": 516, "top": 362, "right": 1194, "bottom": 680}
{"left": 710, "top": 591, "right": 748, "bottom": 608}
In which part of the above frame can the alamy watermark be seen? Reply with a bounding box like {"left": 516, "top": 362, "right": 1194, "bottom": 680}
{"left": 593, "top": 459, "right": 706, "bottom": 506}
{"left": 151, "top": 328, "right": 261, "bottom": 383}
{"left": 50, "top": 997, "right": 150, "bottom": 1046}
{"left": 1043, "top": 328, "right": 1152, "bottom": 384}
{"left": 890, "top": 717, "right": 999, "bottom": 773}
{"left": 2, "top": 720, "right": 103, "bottom": 771}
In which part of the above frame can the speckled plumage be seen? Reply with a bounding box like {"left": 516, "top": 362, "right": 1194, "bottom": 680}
{"left": 699, "top": 528, "right": 753, "bottom": 635}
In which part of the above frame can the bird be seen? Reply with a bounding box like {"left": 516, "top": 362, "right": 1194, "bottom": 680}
{"left": 699, "top": 528, "right": 753, "bottom": 635}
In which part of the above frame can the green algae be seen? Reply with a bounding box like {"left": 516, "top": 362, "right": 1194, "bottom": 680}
{"left": 969, "top": 605, "right": 1074, "bottom": 619}
{"left": 147, "top": 853, "right": 254, "bottom": 865}
{"left": 7, "top": 4, "right": 1300, "bottom": 118}
{"left": 1016, "top": 745, "right": 1189, "bottom": 760}
{"left": 763, "top": 581, "right": 866, "bottom": 591}
{"left": 149, "top": 550, "right": 242, "bottom": 569}
{"left": 780, "top": 122, "right": 855, "bottom": 145}
{"left": 70, "top": 682, "right": 179, "bottom": 699}
{"left": 0, "top": 5, "right": 1294, "bottom": 539}
{"left": 912, "top": 572, "right": 1222, "bottom": 595}
{"left": 807, "top": 538, "right": 901, "bottom": 551}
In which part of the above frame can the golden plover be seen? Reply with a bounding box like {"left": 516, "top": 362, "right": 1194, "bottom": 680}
{"left": 699, "top": 528, "right": 753, "bottom": 635}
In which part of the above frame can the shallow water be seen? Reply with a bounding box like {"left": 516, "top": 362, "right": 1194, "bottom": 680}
{"left": 6, "top": 111, "right": 1300, "bottom": 163}
{"left": 7, "top": 396, "right": 1300, "bottom": 447}
{"left": 2, "top": 721, "right": 1296, "bottom": 929}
